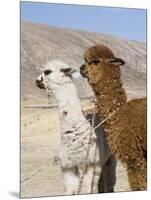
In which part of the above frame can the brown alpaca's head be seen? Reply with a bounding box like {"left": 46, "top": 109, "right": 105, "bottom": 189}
{"left": 80, "top": 45, "right": 125, "bottom": 85}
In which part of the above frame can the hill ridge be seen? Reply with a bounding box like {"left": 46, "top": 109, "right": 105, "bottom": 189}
{"left": 21, "top": 22, "right": 146, "bottom": 102}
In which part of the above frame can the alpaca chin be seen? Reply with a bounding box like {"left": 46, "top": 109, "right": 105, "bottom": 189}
{"left": 46, "top": 88, "right": 52, "bottom": 97}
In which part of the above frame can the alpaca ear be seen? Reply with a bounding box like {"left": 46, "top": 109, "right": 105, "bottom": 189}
{"left": 60, "top": 68, "right": 76, "bottom": 77}
{"left": 106, "top": 57, "right": 125, "bottom": 66}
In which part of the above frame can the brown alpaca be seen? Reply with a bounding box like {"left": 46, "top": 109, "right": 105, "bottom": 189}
{"left": 80, "top": 44, "right": 147, "bottom": 191}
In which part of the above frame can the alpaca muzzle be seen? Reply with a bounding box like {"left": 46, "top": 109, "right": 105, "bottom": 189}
{"left": 36, "top": 78, "right": 45, "bottom": 89}
{"left": 80, "top": 64, "right": 88, "bottom": 78}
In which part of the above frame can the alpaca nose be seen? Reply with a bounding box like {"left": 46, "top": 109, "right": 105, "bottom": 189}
{"left": 36, "top": 76, "right": 43, "bottom": 84}
{"left": 80, "top": 64, "right": 87, "bottom": 77}
{"left": 36, "top": 76, "right": 45, "bottom": 89}
{"left": 80, "top": 64, "right": 85, "bottom": 73}
{"left": 80, "top": 64, "right": 85, "bottom": 71}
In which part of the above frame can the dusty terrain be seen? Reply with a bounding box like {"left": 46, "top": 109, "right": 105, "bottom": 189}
{"left": 21, "top": 101, "right": 131, "bottom": 198}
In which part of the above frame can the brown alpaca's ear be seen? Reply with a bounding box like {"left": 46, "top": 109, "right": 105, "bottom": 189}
{"left": 106, "top": 57, "right": 125, "bottom": 66}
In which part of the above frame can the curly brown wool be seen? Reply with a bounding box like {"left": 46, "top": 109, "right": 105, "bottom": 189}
{"left": 80, "top": 44, "right": 147, "bottom": 191}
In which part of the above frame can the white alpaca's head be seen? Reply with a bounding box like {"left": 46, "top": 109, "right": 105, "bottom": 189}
{"left": 36, "top": 60, "right": 78, "bottom": 93}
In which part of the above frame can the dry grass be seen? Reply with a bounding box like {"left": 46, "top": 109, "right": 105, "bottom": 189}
{"left": 21, "top": 100, "right": 131, "bottom": 198}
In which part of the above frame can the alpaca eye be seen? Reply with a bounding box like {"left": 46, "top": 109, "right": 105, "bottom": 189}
{"left": 92, "top": 60, "right": 100, "bottom": 65}
{"left": 44, "top": 69, "right": 52, "bottom": 75}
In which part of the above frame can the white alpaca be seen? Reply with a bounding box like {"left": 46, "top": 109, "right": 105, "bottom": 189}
{"left": 36, "top": 60, "right": 115, "bottom": 195}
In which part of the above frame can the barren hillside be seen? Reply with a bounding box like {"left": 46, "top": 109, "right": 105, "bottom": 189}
{"left": 21, "top": 22, "right": 146, "bottom": 102}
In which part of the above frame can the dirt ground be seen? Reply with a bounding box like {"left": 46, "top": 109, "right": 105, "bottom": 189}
{"left": 21, "top": 104, "right": 131, "bottom": 198}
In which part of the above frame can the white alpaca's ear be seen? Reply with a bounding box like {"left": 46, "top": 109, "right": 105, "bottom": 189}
{"left": 60, "top": 68, "right": 76, "bottom": 77}
{"left": 106, "top": 57, "right": 125, "bottom": 66}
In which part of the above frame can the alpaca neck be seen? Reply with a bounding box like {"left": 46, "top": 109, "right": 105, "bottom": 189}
{"left": 92, "top": 77, "right": 127, "bottom": 120}
{"left": 53, "top": 83, "right": 85, "bottom": 123}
